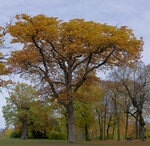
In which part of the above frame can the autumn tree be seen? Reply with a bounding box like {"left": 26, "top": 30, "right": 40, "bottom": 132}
{"left": 0, "top": 26, "right": 12, "bottom": 87}
{"left": 7, "top": 14, "right": 143, "bottom": 142}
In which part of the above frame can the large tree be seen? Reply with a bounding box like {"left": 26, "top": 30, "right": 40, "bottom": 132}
{"left": 7, "top": 14, "right": 143, "bottom": 142}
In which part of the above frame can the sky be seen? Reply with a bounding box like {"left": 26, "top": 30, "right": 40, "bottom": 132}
{"left": 0, "top": 0, "right": 150, "bottom": 128}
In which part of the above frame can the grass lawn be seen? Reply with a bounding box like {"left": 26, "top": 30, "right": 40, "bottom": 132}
{"left": 0, "top": 139, "right": 149, "bottom": 146}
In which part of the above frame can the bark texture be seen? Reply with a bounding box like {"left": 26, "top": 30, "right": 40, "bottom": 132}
{"left": 67, "top": 102, "right": 75, "bottom": 143}
{"left": 21, "top": 120, "right": 27, "bottom": 139}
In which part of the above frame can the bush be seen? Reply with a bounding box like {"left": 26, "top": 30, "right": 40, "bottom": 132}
{"left": 10, "top": 131, "right": 21, "bottom": 138}
{"left": 48, "top": 130, "right": 66, "bottom": 140}
{"left": 5, "top": 129, "right": 14, "bottom": 138}
{"left": 27, "top": 129, "right": 48, "bottom": 139}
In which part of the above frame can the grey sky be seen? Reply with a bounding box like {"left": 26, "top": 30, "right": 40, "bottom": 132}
{"left": 0, "top": 0, "right": 149, "bottom": 128}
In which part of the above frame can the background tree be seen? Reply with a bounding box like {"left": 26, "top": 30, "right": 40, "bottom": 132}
{"left": 74, "top": 75, "right": 101, "bottom": 141}
{"left": 95, "top": 87, "right": 111, "bottom": 140}
{"left": 3, "top": 82, "right": 60, "bottom": 139}
{"left": 75, "top": 101, "right": 95, "bottom": 141}
{"left": 7, "top": 14, "right": 143, "bottom": 142}
{"left": 109, "top": 63, "right": 150, "bottom": 140}
{"left": 105, "top": 81, "right": 122, "bottom": 141}
{"left": 3, "top": 83, "right": 39, "bottom": 139}
{"left": 27, "top": 101, "right": 56, "bottom": 139}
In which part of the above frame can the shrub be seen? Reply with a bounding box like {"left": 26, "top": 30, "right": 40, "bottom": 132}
{"left": 10, "top": 131, "right": 21, "bottom": 138}
{"left": 48, "top": 130, "right": 66, "bottom": 140}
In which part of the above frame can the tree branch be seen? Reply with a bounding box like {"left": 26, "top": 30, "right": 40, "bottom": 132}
{"left": 74, "top": 49, "right": 114, "bottom": 91}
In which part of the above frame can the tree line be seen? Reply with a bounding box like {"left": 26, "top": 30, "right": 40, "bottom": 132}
{"left": 3, "top": 62, "right": 150, "bottom": 141}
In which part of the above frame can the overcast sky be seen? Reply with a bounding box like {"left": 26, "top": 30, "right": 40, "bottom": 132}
{"left": 0, "top": 0, "right": 149, "bottom": 128}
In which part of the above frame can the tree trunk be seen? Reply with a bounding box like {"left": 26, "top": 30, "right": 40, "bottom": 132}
{"left": 67, "top": 102, "right": 75, "bottom": 143}
{"left": 139, "top": 124, "right": 142, "bottom": 139}
{"left": 136, "top": 113, "right": 139, "bottom": 139}
{"left": 107, "top": 116, "right": 112, "bottom": 140}
{"left": 115, "top": 103, "right": 120, "bottom": 141}
{"left": 112, "top": 119, "right": 115, "bottom": 140}
{"left": 104, "top": 116, "right": 106, "bottom": 140}
{"left": 100, "top": 125, "right": 103, "bottom": 140}
{"left": 139, "top": 113, "right": 145, "bottom": 141}
{"left": 112, "top": 95, "right": 120, "bottom": 141}
{"left": 85, "top": 123, "right": 90, "bottom": 141}
{"left": 125, "top": 112, "right": 129, "bottom": 139}
{"left": 98, "top": 115, "right": 103, "bottom": 140}
{"left": 117, "top": 114, "right": 120, "bottom": 141}
{"left": 21, "top": 120, "right": 27, "bottom": 139}
{"left": 66, "top": 123, "right": 68, "bottom": 140}
{"left": 106, "top": 126, "right": 110, "bottom": 140}
{"left": 141, "top": 126, "right": 145, "bottom": 141}
{"left": 95, "top": 125, "right": 98, "bottom": 140}
{"left": 114, "top": 98, "right": 120, "bottom": 141}
{"left": 99, "top": 119, "right": 103, "bottom": 140}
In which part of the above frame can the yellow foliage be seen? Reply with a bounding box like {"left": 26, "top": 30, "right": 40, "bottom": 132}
{"left": 7, "top": 14, "right": 143, "bottom": 104}
{"left": 5, "top": 129, "right": 14, "bottom": 137}
{"left": 8, "top": 14, "right": 143, "bottom": 68}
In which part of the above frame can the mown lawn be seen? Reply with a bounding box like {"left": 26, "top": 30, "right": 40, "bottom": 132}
{"left": 0, "top": 139, "right": 149, "bottom": 146}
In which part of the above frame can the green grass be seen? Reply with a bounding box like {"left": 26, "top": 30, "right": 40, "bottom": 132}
{"left": 0, "top": 139, "right": 149, "bottom": 146}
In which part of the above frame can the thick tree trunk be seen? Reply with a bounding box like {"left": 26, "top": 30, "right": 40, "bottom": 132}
{"left": 21, "top": 120, "right": 27, "bottom": 139}
{"left": 141, "top": 126, "right": 145, "bottom": 141}
{"left": 139, "top": 113, "right": 145, "bottom": 141}
{"left": 85, "top": 123, "right": 90, "bottom": 141}
{"left": 65, "top": 62, "right": 76, "bottom": 143}
{"left": 67, "top": 102, "right": 75, "bottom": 143}
{"left": 125, "top": 112, "right": 129, "bottom": 139}
{"left": 136, "top": 113, "right": 139, "bottom": 139}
